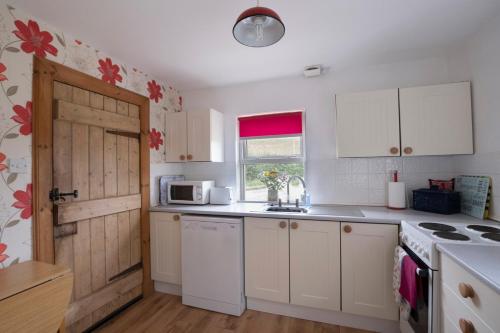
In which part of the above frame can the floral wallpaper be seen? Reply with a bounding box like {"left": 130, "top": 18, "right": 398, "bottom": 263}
{"left": 0, "top": 2, "right": 182, "bottom": 267}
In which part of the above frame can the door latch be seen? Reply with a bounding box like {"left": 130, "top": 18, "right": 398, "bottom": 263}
{"left": 49, "top": 187, "right": 78, "bottom": 202}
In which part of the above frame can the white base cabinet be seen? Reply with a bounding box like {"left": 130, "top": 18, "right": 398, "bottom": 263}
{"left": 244, "top": 217, "right": 290, "bottom": 303}
{"left": 340, "top": 222, "right": 399, "bottom": 321}
{"left": 150, "top": 212, "right": 181, "bottom": 284}
{"left": 290, "top": 219, "right": 340, "bottom": 311}
{"left": 244, "top": 218, "right": 341, "bottom": 311}
{"left": 440, "top": 254, "right": 500, "bottom": 332}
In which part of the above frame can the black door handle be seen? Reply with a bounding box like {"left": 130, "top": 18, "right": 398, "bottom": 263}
{"left": 49, "top": 188, "right": 78, "bottom": 202}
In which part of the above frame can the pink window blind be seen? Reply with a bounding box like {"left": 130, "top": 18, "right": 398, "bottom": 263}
{"left": 238, "top": 111, "right": 303, "bottom": 138}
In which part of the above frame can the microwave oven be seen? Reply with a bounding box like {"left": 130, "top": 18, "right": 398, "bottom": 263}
{"left": 168, "top": 180, "right": 215, "bottom": 205}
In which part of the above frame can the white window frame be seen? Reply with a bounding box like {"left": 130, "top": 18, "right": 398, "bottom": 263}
{"left": 239, "top": 133, "right": 306, "bottom": 202}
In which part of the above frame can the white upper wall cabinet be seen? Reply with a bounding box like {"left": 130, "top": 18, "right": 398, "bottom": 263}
{"left": 165, "top": 112, "right": 188, "bottom": 162}
{"left": 165, "top": 109, "right": 224, "bottom": 162}
{"left": 187, "top": 109, "right": 224, "bottom": 162}
{"left": 335, "top": 89, "right": 400, "bottom": 157}
{"left": 335, "top": 82, "right": 473, "bottom": 158}
{"left": 400, "top": 82, "right": 473, "bottom": 156}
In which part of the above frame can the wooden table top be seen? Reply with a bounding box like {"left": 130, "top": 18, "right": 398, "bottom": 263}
{"left": 0, "top": 260, "right": 71, "bottom": 301}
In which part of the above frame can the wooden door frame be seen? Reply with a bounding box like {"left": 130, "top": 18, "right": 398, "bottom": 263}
{"left": 32, "top": 56, "right": 153, "bottom": 296}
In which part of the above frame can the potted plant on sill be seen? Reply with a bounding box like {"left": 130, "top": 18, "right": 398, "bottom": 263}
{"left": 258, "top": 170, "right": 287, "bottom": 202}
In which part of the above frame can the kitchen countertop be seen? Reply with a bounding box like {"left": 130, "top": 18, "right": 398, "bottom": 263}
{"left": 150, "top": 202, "right": 483, "bottom": 225}
{"left": 437, "top": 243, "right": 500, "bottom": 294}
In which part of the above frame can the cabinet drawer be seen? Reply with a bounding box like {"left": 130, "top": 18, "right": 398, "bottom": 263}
{"left": 441, "top": 282, "right": 494, "bottom": 333}
{"left": 441, "top": 255, "right": 500, "bottom": 330}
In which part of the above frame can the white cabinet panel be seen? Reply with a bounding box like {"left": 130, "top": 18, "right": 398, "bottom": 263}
{"left": 341, "top": 222, "right": 399, "bottom": 320}
{"left": 150, "top": 212, "right": 181, "bottom": 284}
{"left": 165, "top": 112, "right": 187, "bottom": 162}
{"left": 440, "top": 254, "right": 500, "bottom": 332}
{"left": 244, "top": 217, "right": 289, "bottom": 303}
{"left": 400, "top": 82, "right": 473, "bottom": 156}
{"left": 187, "top": 109, "right": 224, "bottom": 162}
{"left": 336, "top": 89, "right": 400, "bottom": 157}
{"left": 290, "top": 219, "right": 340, "bottom": 311}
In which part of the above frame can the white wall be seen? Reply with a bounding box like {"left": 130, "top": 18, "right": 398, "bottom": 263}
{"left": 182, "top": 55, "right": 460, "bottom": 205}
{"left": 450, "top": 12, "right": 500, "bottom": 220}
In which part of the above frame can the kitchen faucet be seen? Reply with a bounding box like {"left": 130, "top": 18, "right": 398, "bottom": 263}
{"left": 287, "top": 175, "right": 307, "bottom": 206}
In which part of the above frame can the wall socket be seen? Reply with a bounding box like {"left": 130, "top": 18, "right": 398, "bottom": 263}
{"left": 8, "top": 157, "right": 28, "bottom": 173}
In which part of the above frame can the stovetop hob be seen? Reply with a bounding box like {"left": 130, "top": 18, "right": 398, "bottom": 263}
{"left": 481, "top": 233, "right": 500, "bottom": 242}
{"left": 433, "top": 231, "right": 470, "bottom": 241}
{"left": 467, "top": 225, "right": 500, "bottom": 233}
{"left": 419, "top": 222, "right": 456, "bottom": 232}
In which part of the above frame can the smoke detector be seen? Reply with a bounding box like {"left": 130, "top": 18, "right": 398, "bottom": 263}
{"left": 303, "top": 65, "right": 322, "bottom": 78}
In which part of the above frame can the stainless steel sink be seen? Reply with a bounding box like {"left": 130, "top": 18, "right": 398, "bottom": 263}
{"left": 265, "top": 206, "right": 309, "bottom": 213}
{"left": 262, "top": 205, "right": 364, "bottom": 217}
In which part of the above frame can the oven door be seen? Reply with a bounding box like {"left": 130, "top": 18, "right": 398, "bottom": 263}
{"left": 400, "top": 245, "right": 435, "bottom": 333}
{"left": 168, "top": 184, "right": 196, "bottom": 204}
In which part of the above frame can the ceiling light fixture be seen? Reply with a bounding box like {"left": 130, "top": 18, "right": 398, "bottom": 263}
{"left": 233, "top": 1, "right": 285, "bottom": 47}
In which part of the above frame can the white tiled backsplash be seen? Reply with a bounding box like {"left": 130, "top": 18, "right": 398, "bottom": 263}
{"left": 331, "top": 156, "right": 456, "bottom": 206}
{"left": 181, "top": 155, "right": 457, "bottom": 207}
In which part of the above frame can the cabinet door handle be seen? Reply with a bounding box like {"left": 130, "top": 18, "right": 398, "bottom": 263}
{"left": 291, "top": 221, "right": 298, "bottom": 230}
{"left": 458, "top": 283, "right": 475, "bottom": 298}
{"left": 187, "top": 154, "right": 193, "bottom": 160}
{"left": 403, "top": 147, "right": 413, "bottom": 155}
{"left": 173, "top": 214, "right": 180, "bottom": 221}
{"left": 390, "top": 147, "right": 399, "bottom": 155}
{"left": 279, "top": 221, "right": 287, "bottom": 229}
{"left": 180, "top": 154, "right": 186, "bottom": 161}
{"left": 344, "top": 225, "right": 352, "bottom": 233}
{"left": 459, "top": 319, "right": 474, "bottom": 333}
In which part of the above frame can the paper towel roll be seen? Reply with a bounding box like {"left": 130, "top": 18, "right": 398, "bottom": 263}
{"left": 388, "top": 182, "right": 406, "bottom": 209}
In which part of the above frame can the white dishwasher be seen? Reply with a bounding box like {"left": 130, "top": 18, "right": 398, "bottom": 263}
{"left": 181, "top": 215, "right": 246, "bottom": 316}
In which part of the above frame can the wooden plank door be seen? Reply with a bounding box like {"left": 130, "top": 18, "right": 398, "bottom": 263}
{"left": 52, "top": 82, "right": 143, "bottom": 332}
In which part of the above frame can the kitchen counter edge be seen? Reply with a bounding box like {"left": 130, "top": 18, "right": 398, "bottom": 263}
{"left": 150, "top": 203, "right": 482, "bottom": 225}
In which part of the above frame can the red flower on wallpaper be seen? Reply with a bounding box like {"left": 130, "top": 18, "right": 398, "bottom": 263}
{"left": 98, "top": 58, "right": 123, "bottom": 85}
{"left": 0, "top": 63, "right": 7, "bottom": 81}
{"left": 178, "top": 96, "right": 183, "bottom": 111}
{"left": 13, "top": 19, "right": 58, "bottom": 58}
{"left": 147, "top": 80, "right": 163, "bottom": 103}
{"left": 0, "top": 153, "right": 7, "bottom": 172}
{"left": 0, "top": 243, "right": 8, "bottom": 263}
{"left": 149, "top": 128, "right": 163, "bottom": 150}
{"left": 12, "top": 184, "right": 32, "bottom": 219}
{"left": 75, "top": 39, "right": 82, "bottom": 45}
{"left": 11, "top": 101, "right": 32, "bottom": 135}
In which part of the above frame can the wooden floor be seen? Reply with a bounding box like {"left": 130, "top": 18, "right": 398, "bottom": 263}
{"left": 95, "top": 293, "right": 375, "bottom": 333}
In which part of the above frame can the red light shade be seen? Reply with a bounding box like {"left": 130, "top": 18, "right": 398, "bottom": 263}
{"left": 239, "top": 112, "right": 303, "bottom": 138}
{"left": 233, "top": 6, "right": 285, "bottom": 47}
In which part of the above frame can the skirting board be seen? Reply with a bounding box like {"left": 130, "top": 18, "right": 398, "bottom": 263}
{"left": 247, "top": 298, "right": 400, "bottom": 333}
{"left": 154, "top": 281, "right": 182, "bottom": 296}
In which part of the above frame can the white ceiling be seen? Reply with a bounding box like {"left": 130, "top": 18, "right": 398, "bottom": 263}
{"left": 11, "top": 0, "right": 500, "bottom": 91}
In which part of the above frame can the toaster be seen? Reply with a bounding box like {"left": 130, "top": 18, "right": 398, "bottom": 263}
{"left": 209, "top": 187, "right": 233, "bottom": 205}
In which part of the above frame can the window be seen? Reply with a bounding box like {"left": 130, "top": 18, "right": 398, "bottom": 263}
{"left": 239, "top": 111, "right": 305, "bottom": 202}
